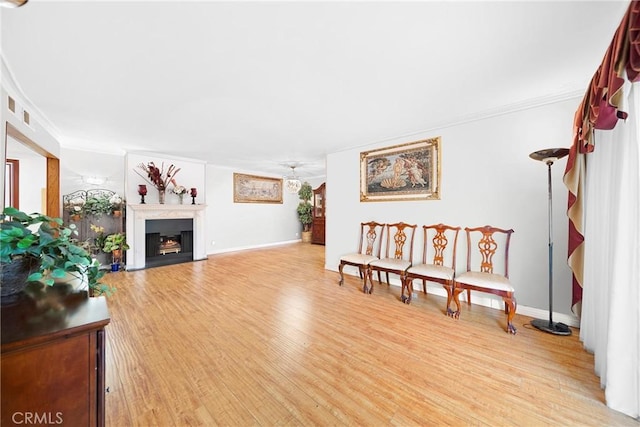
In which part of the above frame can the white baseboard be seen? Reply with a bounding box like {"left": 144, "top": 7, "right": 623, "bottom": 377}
{"left": 208, "top": 239, "right": 300, "bottom": 255}
{"left": 334, "top": 269, "right": 580, "bottom": 328}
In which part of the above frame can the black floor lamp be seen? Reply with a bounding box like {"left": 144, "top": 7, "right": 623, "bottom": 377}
{"left": 529, "top": 148, "right": 572, "bottom": 336}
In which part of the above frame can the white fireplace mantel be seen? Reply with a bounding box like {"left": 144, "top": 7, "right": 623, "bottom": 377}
{"left": 126, "top": 204, "right": 207, "bottom": 270}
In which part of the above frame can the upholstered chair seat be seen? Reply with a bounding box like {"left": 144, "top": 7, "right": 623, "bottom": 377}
{"left": 453, "top": 271, "right": 514, "bottom": 293}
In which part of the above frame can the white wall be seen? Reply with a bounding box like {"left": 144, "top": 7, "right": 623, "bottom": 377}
{"left": 326, "top": 98, "right": 577, "bottom": 318}
{"left": 15, "top": 149, "right": 46, "bottom": 213}
{"left": 5, "top": 135, "right": 46, "bottom": 213}
{"left": 205, "top": 164, "right": 324, "bottom": 254}
{"left": 60, "top": 147, "right": 125, "bottom": 197}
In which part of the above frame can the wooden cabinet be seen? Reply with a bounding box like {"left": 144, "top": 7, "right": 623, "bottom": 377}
{"left": 312, "top": 183, "right": 326, "bottom": 245}
{"left": 1, "top": 285, "right": 110, "bottom": 427}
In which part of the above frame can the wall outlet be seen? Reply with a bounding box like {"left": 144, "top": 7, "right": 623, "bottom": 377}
{"left": 211, "top": 241, "right": 216, "bottom": 246}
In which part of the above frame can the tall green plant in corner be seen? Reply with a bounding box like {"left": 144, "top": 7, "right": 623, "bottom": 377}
{"left": 296, "top": 182, "right": 313, "bottom": 236}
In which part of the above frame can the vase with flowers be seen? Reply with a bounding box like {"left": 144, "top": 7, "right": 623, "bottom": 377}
{"left": 171, "top": 183, "right": 188, "bottom": 204}
{"left": 135, "top": 162, "right": 181, "bottom": 204}
{"left": 109, "top": 193, "right": 124, "bottom": 217}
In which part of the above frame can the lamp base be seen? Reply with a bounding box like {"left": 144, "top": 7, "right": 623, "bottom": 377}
{"left": 531, "top": 318, "right": 572, "bottom": 336}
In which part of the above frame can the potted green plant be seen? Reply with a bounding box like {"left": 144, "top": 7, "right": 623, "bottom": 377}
{"left": 109, "top": 193, "right": 124, "bottom": 217}
{"left": 296, "top": 182, "right": 313, "bottom": 243}
{"left": 67, "top": 201, "right": 85, "bottom": 221}
{"left": 0, "top": 207, "right": 114, "bottom": 300}
{"left": 102, "top": 232, "right": 130, "bottom": 270}
{"left": 83, "top": 196, "right": 112, "bottom": 217}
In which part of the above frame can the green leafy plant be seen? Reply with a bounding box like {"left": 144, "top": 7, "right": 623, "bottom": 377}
{"left": 83, "top": 196, "right": 112, "bottom": 216}
{"left": 102, "top": 233, "right": 130, "bottom": 263}
{"left": 90, "top": 224, "right": 106, "bottom": 254}
{"left": 68, "top": 202, "right": 84, "bottom": 218}
{"left": 0, "top": 207, "right": 113, "bottom": 296}
{"left": 296, "top": 182, "right": 313, "bottom": 232}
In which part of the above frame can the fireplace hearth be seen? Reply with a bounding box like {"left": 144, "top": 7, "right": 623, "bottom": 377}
{"left": 145, "top": 218, "right": 194, "bottom": 268}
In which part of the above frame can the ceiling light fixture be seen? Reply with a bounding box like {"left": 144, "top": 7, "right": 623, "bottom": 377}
{"left": 0, "top": 0, "right": 29, "bottom": 8}
{"left": 284, "top": 166, "right": 302, "bottom": 194}
{"left": 83, "top": 176, "right": 106, "bottom": 186}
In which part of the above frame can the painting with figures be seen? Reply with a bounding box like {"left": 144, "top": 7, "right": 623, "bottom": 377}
{"left": 233, "top": 173, "right": 283, "bottom": 204}
{"left": 360, "top": 137, "right": 441, "bottom": 202}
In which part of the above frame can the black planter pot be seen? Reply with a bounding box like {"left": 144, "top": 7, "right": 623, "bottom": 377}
{"left": 0, "top": 256, "right": 38, "bottom": 303}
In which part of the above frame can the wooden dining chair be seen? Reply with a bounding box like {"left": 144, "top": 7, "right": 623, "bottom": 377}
{"left": 338, "top": 221, "right": 385, "bottom": 290}
{"left": 366, "top": 222, "right": 417, "bottom": 295}
{"left": 402, "top": 224, "right": 460, "bottom": 311}
{"left": 451, "top": 225, "right": 517, "bottom": 334}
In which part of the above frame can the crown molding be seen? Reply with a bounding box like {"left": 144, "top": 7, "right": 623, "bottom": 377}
{"left": 421, "top": 89, "right": 586, "bottom": 132}
{"left": 341, "top": 89, "right": 586, "bottom": 154}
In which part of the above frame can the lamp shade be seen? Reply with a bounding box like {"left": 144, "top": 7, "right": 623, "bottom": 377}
{"left": 529, "top": 148, "right": 569, "bottom": 164}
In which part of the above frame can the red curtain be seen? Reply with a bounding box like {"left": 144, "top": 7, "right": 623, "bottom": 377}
{"left": 564, "top": 0, "right": 640, "bottom": 314}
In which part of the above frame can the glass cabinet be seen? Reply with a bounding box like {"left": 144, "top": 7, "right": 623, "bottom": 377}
{"left": 312, "top": 183, "right": 325, "bottom": 245}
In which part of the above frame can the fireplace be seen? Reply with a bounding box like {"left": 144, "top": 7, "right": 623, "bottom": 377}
{"left": 145, "top": 219, "right": 193, "bottom": 268}
{"left": 126, "top": 204, "right": 207, "bottom": 270}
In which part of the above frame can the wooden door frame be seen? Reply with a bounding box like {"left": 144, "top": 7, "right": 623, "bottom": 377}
{"left": 5, "top": 122, "right": 60, "bottom": 217}
{"left": 5, "top": 158, "right": 19, "bottom": 209}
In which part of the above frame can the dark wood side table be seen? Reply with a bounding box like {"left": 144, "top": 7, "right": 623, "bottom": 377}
{"left": 1, "top": 284, "right": 111, "bottom": 427}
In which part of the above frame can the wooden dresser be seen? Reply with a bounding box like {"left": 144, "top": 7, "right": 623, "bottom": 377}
{"left": 1, "top": 284, "right": 110, "bottom": 427}
{"left": 312, "top": 183, "right": 326, "bottom": 245}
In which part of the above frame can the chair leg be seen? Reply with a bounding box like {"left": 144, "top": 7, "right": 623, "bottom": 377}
{"left": 443, "top": 282, "right": 454, "bottom": 315}
{"left": 401, "top": 277, "right": 412, "bottom": 304}
{"left": 466, "top": 289, "right": 471, "bottom": 305}
{"left": 338, "top": 262, "right": 345, "bottom": 286}
{"left": 504, "top": 296, "right": 517, "bottom": 334}
{"left": 385, "top": 272, "right": 390, "bottom": 285}
{"left": 450, "top": 285, "right": 463, "bottom": 318}
{"left": 422, "top": 279, "right": 427, "bottom": 294}
{"left": 363, "top": 266, "right": 373, "bottom": 294}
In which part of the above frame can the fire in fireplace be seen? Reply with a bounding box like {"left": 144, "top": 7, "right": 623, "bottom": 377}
{"left": 145, "top": 218, "right": 194, "bottom": 268}
{"left": 159, "top": 235, "right": 181, "bottom": 255}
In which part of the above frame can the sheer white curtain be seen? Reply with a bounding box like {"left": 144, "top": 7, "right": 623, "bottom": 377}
{"left": 582, "top": 81, "right": 640, "bottom": 418}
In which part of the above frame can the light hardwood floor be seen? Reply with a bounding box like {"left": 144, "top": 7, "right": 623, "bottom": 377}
{"left": 103, "top": 243, "right": 638, "bottom": 426}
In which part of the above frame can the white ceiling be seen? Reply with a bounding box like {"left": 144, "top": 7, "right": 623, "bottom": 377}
{"left": 0, "top": 0, "right": 630, "bottom": 179}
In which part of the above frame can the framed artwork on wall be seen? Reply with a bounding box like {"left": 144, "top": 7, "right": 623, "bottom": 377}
{"left": 233, "top": 173, "right": 283, "bottom": 204}
{"left": 360, "top": 137, "right": 441, "bottom": 202}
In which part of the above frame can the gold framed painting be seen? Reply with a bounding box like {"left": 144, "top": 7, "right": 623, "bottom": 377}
{"left": 360, "top": 137, "right": 441, "bottom": 202}
{"left": 233, "top": 173, "right": 283, "bottom": 204}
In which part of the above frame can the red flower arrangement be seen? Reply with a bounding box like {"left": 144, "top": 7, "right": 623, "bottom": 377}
{"left": 136, "top": 162, "right": 181, "bottom": 191}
